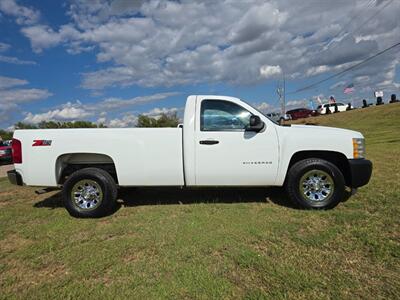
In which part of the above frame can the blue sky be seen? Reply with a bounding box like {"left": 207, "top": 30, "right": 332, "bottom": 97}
{"left": 0, "top": 0, "right": 399, "bottom": 129}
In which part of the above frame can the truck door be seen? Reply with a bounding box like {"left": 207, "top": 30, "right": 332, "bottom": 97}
{"left": 195, "top": 98, "right": 279, "bottom": 186}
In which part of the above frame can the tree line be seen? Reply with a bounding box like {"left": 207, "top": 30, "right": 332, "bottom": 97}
{"left": 0, "top": 113, "right": 180, "bottom": 139}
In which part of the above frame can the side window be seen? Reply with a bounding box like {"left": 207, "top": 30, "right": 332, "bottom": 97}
{"left": 200, "top": 100, "right": 252, "bottom": 131}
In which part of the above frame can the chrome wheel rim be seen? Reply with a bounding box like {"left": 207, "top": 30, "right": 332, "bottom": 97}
{"left": 299, "top": 170, "right": 334, "bottom": 202}
{"left": 71, "top": 179, "right": 103, "bottom": 210}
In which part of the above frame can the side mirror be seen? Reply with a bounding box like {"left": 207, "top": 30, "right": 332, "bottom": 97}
{"left": 246, "top": 115, "right": 265, "bottom": 132}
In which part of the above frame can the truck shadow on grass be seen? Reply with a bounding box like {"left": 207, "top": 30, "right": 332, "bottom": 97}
{"left": 34, "top": 187, "right": 299, "bottom": 211}
{"left": 119, "top": 187, "right": 295, "bottom": 208}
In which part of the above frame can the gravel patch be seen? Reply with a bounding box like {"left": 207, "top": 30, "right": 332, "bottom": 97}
{"left": 0, "top": 164, "right": 13, "bottom": 178}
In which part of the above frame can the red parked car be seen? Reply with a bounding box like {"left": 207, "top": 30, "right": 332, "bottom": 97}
{"left": 286, "top": 108, "right": 319, "bottom": 120}
{"left": 0, "top": 140, "right": 12, "bottom": 163}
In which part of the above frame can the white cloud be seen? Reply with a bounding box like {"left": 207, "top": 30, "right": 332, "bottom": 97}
{"left": 142, "top": 106, "right": 180, "bottom": 119}
{"left": 81, "top": 67, "right": 141, "bottom": 90}
{"left": 14, "top": 0, "right": 400, "bottom": 90}
{"left": 0, "top": 75, "right": 28, "bottom": 89}
{"left": 108, "top": 114, "right": 138, "bottom": 128}
{"left": 102, "top": 106, "right": 181, "bottom": 128}
{"left": 228, "top": 2, "right": 287, "bottom": 44}
{"left": 0, "top": 54, "right": 36, "bottom": 65}
{"left": 256, "top": 102, "right": 274, "bottom": 113}
{"left": 20, "top": 92, "right": 179, "bottom": 126}
{"left": 286, "top": 99, "right": 308, "bottom": 110}
{"left": 306, "top": 65, "right": 331, "bottom": 77}
{"left": 330, "top": 81, "right": 346, "bottom": 90}
{"left": 0, "top": 75, "right": 52, "bottom": 124}
{"left": 20, "top": 25, "right": 63, "bottom": 53}
{"left": 259, "top": 65, "right": 282, "bottom": 79}
{"left": 0, "top": 88, "right": 52, "bottom": 103}
{"left": 0, "top": 101, "right": 17, "bottom": 123}
{"left": 0, "top": 42, "right": 10, "bottom": 52}
{"left": 0, "top": 41, "right": 36, "bottom": 65}
{"left": 10, "top": 0, "right": 400, "bottom": 94}
{"left": 95, "top": 92, "right": 180, "bottom": 111}
{"left": 0, "top": 0, "right": 40, "bottom": 25}
{"left": 0, "top": 42, "right": 36, "bottom": 65}
{"left": 23, "top": 101, "right": 92, "bottom": 124}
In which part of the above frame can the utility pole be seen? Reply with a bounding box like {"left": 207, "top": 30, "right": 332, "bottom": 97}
{"left": 276, "top": 71, "right": 286, "bottom": 115}
{"left": 283, "top": 72, "right": 286, "bottom": 114}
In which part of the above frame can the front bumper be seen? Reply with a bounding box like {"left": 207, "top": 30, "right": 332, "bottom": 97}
{"left": 7, "top": 169, "right": 23, "bottom": 186}
{"left": 348, "top": 159, "right": 372, "bottom": 188}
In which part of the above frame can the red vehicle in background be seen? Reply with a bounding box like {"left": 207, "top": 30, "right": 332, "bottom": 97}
{"left": 0, "top": 140, "right": 12, "bottom": 164}
{"left": 286, "top": 108, "right": 319, "bottom": 120}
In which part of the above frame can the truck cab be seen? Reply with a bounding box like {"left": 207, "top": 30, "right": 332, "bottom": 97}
{"left": 182, "top": 95, "right": 279, "bottom": 186}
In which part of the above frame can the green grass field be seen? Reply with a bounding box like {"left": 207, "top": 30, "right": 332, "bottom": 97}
{"left": 1, "top": 103, "right": 399, "bottom": 299}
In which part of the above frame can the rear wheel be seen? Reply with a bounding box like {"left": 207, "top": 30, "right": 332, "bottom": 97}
{"left": 63, "top": 167, "right": 117, "bottom": 218}
{"left": 286, "top": 158, "right": 345, "bottom": 209}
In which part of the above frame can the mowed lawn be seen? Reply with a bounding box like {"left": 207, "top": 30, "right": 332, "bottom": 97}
{"left": 1, "top": 104, "right": 399, "bottom": 299}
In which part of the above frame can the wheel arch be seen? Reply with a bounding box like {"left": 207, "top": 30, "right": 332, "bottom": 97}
{"left": 286, "top": 150, "right": 351, "bottom": 186}
{"left": 55, "top": 153, "right": 119, "bottom": 184}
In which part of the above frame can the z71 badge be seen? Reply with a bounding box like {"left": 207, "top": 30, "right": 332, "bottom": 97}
{"left": 32, "top": 140, "right": 52, "bottom": 146}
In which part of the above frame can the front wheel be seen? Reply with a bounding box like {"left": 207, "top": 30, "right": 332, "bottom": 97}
{"left": 63, "top": 167, "right": 117, "bottom": 218}
{"left": 285, "top": 158, "right": 345, "bottom": 209}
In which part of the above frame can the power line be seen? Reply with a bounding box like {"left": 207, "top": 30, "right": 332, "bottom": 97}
{"left": 326, "top": 0, "right": 375, "bottom": 50}
{"left": 315, "top": 0, "right": 393, "bottom": 73}
{"left": 340, "top": 0, "right": 393, "bottom": 43}
{"left": 288, "top": 41, "right": 400, "bottom": 94}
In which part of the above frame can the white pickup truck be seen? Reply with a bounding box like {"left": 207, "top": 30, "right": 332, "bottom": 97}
{"left": 8, "top": 95, "right": 372, "bottom": 217}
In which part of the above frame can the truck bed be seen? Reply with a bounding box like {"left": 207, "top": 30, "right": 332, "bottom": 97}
{"left": 14, "top": 128, "right": 185, "bottom": 187}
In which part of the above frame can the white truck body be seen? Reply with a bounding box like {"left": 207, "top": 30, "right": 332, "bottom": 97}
{"left": 11, "top": 95, "right": 365, "bottom": 188}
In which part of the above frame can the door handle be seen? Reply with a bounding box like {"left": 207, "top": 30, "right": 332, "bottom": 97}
{"left": 199, "top": 140, "right": 219, "bottom": 145}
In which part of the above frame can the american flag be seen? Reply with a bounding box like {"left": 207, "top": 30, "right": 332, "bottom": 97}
{"left": 344, "top": 83, "right": 354, "bottom": 94}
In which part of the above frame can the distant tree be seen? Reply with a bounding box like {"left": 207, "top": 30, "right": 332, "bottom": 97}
{"left": 137, "top": 112, "right": 180, "bottom": 128}
{"left": 15, "top": 121, "right": 105, "bottom": 129}
{"left": 14, "top": 122, "right": 38, "bottom": 129}
{"left": 137, "top": 115, "right": 158, "bottom": 127}
{"left": 0, "top": 129, "right": 13, "bottom": 140}
{"left": 38, "top": 121, "right": 59, "bottom": 129}
{"left": 156, "top": 113, "right": 180, "bottom": 127}
{"left": 68, "top": 121, "right": 98, "bottom": 128}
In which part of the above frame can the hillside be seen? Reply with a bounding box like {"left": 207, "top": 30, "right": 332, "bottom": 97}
{"left": 291, "top": 102, "right": 400, "bottom": 149}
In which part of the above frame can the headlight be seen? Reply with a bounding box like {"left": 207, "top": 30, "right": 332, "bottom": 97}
{"left": 0, "top": 150, "right": 5, "bottom": 155}
{"left": 353, "top": 138, "right": 365, "bottom": 159}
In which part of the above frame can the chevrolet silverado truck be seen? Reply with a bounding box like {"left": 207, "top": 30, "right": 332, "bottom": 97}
{"left": 7, "top": 95, "right": 372, "bottom": 217}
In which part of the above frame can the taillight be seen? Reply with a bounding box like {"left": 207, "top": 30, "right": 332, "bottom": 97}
{"left": 12, "top": 138, "right": 22, "bottom": 164}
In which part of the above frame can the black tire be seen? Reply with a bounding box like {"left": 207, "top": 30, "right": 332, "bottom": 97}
{"left": 63, "top": 167, "right": 117, "bottom": 218}
{"left": 285, "top": 158, "right": 345, "bottom": 209}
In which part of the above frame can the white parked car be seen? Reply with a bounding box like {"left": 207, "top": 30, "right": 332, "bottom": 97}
{"left": 8, "top": 95, "right": 372, "bottom": 217}
{"left": 265, "top": 112, "right": 291, "bottom": 123}
{"left": 317, "top": 103, "right": 353, "bottom": 114}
